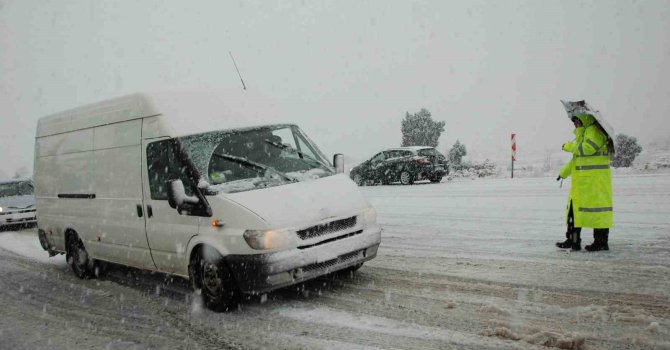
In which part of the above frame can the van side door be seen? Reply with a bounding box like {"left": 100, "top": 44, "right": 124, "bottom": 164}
{"left": 90, "top": 120, "right": 156, "bottom": 269}
{"left": 142, "top": 137, "right": 200, "bottom": 275}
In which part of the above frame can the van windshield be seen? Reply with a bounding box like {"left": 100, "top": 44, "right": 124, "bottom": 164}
{"left": 179, "top": 124, "right": 334, "bottom": 194}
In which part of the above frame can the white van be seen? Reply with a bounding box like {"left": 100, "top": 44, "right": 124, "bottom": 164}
{"left": 34, "top": 90, "right": 381, "bottom": 311}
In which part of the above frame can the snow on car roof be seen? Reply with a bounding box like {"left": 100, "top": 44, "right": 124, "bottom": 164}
{"left": 0, "top": 179, "right": 31, "bottom": 185}
{"left": 36, "top": 88, "right": 288, "bottom": 138}
{"left": 386, "top": 146, "right": 435, "bottom": 152}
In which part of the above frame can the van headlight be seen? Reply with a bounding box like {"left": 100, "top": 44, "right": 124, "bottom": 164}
{"left": 243, "top": 229, "right": 293, "bottom": 250}
{"left": 363, "top": 205, "right": 377, "bottom": 226}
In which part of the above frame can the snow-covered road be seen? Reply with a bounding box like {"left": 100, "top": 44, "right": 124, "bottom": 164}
{"left": 0, "top": 174, "right": 668, "bottom": 349}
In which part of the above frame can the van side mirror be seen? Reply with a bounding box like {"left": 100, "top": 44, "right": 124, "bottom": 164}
{"left": 167, "top": 179, "right": 200, "bottom": 211}
{"left": 333, "top": 154, "right": 344, "bottom": 174}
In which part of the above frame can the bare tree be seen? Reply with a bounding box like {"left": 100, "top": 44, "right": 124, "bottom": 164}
{"left": 542, "top": 148, "right": 553, "bottom": 173}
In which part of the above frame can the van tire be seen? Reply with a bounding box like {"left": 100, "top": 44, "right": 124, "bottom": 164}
{"left": 190, "top": 246, "right": 240, "bottom": 312}
{"left": 66, "top": 231, "right": 95, "bottom": 279}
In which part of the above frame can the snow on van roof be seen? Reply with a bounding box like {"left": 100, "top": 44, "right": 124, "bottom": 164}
{"left": 36, "top": 88, "right": 287, "bottom": 138}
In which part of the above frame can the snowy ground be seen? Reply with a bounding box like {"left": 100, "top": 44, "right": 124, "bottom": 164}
{"left": 0, "top": 173, "right": 669, "bottom": 349}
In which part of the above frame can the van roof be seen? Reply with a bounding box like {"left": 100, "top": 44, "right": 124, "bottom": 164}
{"left": 36, "top": 88, "right": 286, "bottom": 138}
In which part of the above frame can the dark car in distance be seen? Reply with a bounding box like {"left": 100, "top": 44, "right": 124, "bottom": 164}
{"left": 350, "top": 147, "right": 448, "bottom": 186}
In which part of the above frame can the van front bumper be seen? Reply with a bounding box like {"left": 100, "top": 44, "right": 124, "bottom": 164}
{"left": 226, "top": 225, "right": 382, "bottom": 294}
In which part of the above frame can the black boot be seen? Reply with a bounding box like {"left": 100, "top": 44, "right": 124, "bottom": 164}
{"left": 571, "top": 231, "right": 581, "bottom": 251}
{"left": 586, "top": 229, "right": 609, "bottom": 251}
{"left": 556, "top": 231, "right": 572, "bottom": 249}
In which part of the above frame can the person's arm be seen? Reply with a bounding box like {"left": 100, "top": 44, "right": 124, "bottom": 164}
{"left": 558, "top": 158, "right": 573, "bottom": 179}
{"left": 565, "top": 126, "right": 606, "bottom": 156}
{"left": 579, "top": 126, "right": 607, "bottom": 156}
{"left": 562, "top": 140, "right": 577, "bottom": 153}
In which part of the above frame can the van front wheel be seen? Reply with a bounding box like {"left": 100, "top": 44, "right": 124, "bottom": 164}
{"left": 190, "top": 246, "right": 240, "bottom": 312}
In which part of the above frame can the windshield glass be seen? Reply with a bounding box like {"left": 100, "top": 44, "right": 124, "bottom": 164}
{"left": 0, "top": 181, "right": 33, "bottom": 197}
{"left": 179, "top": 124, "right": 334, "bottom": 194}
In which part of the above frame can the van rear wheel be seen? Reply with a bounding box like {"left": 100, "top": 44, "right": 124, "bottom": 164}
{"left": 67, "top": 232, "right": 94, "bottom": 279}
{"left": 190, "top": 246, "right": 240, "bottom": 312}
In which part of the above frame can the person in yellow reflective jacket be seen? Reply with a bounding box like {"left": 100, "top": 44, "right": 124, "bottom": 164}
{"left": 556, "top": 113, "right": 613, "bottom": 251}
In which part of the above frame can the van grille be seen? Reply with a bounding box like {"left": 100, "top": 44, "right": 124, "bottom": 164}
{"left": 296, "top": 216, "right": 357, "bottom": 240}
{"left": 298, "top": 230, "right": 363, "bottom": 250}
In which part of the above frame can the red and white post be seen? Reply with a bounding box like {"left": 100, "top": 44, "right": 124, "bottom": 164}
{"left": 512, "top": 134, "right": 516, "bottom": 178}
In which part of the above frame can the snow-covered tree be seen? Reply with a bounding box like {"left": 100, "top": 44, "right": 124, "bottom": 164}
{"left": 400, "top": 108, "right": 445, "bottom": 147}
{"left": 448, "top": 140, "right": 467, "bottom": 165}
{"left": 612, "top": 134, "right": 642, "bottom": 168}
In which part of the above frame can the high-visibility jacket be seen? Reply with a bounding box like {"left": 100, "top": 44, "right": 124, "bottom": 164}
{"left": 559, "top": 114, "right": 613, "bottom": 228}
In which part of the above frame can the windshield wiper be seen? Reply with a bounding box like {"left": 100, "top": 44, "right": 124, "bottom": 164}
{"left": 264, "top": 140, "right": 332, "bottom": 172}
{"left": 212, "top": 153, "right": 295, "bottom": 183}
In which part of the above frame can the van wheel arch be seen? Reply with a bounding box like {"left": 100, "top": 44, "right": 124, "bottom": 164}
{"left": 188, "top": 244, "right": 240, "bottom": 312}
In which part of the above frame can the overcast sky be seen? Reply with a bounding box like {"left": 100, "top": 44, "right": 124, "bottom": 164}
{"left": 1, "top": 0, "right": 669, "bottom": 178}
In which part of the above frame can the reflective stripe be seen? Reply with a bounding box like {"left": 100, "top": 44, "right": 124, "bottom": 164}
{"left": 578, "top": 143, "right": 584, "bottom": 156}
{"left": 575, "top": 165, "right": 610, "bottom": 170}
{"left": 576, "top": 151, "right": 609, "bottom": 157}
{"left": 579, "top": 207, "right": 613, "bottom": 212}
{"left": 586, "top": 139, "right": 600, "bottom": 152}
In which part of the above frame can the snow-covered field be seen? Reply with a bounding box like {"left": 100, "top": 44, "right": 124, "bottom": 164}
{"left": 368, "top": 173, "right": 670, "bottom": 295}
{"left": 0, "top": 173, "right": 668, "bottom": 349}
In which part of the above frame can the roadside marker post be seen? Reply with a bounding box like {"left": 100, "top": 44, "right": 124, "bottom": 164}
{"left": 512, "top": 134, "right": 516, "bottom": 178}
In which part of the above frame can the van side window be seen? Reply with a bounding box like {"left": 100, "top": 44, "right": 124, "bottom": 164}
{"left": 147, "top": 140, "right": 194, "bottom": 200}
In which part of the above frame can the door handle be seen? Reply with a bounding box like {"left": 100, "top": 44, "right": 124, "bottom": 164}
{"left": 147, "top": 205, "right": 153, "bottom": 218}
{"left": 136, "top": 204, "right": 143, "bottom": 218}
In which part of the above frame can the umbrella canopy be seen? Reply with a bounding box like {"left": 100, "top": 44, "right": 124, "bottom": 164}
{"left": 560, "top": 100, "right": 616, "bottom": 153}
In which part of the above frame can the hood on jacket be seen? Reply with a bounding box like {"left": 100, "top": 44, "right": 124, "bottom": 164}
{"left": 574, "top": 113, "right": 596, "bottom": 128}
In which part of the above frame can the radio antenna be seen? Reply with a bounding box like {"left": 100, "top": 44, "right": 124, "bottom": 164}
{"left": 229, "top": 51, "right": 247, "bottom": 90}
